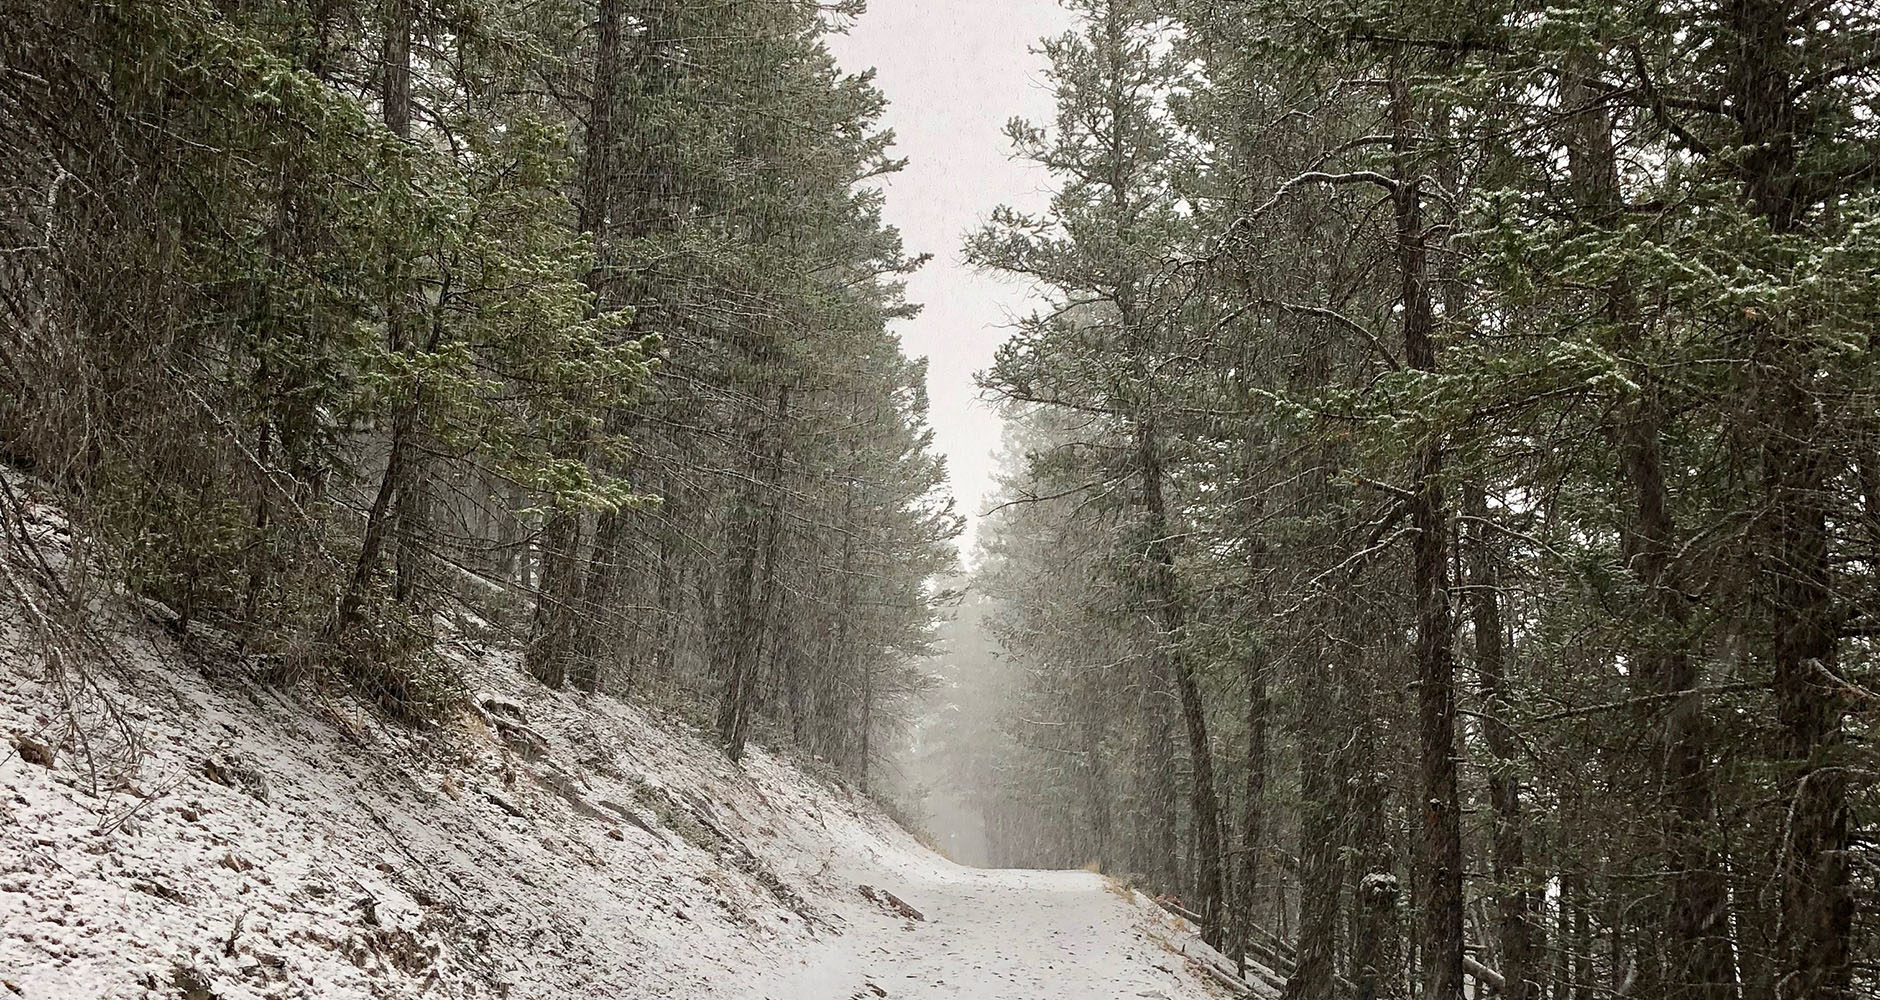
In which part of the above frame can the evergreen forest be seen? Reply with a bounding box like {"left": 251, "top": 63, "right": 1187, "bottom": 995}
{"left": 1, "top": 2, "right": 1876, "bottom": 999}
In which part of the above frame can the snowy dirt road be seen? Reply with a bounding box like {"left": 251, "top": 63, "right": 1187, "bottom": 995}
{"left": 745, "top": 863, "right": 1242, "bottom": 1000}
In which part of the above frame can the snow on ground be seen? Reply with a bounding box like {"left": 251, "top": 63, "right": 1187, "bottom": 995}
{"left": 0, "top": 531, "right": 1243, "bottom": 998}
{"left": 743, "top": 863, "right": 1255, "bottom": 1000}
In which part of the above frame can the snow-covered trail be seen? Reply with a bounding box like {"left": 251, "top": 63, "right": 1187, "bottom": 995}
{"left": 747, "top": 862, "right": 1236, "bottom": 1000}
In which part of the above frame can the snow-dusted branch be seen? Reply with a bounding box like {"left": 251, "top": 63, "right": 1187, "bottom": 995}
{"left": 1251, "top": 297, "right": 1403, "bottom": 370}
{"left": 1231, "top": 169, "right": 1400, "bottom": 231}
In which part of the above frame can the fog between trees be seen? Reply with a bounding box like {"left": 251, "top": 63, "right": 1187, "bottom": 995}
{"left": 889, "top": 3, "right": 1879, "bottom": 999}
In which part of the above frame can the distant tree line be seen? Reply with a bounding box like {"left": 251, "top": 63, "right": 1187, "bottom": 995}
{"left": 953, "top": 2, "right": 1878, "bottom": 999}
{"left": 0, "top": 0, "right": 957, "bottom": 783}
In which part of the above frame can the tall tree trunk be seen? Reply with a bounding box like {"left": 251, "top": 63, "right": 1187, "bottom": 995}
{"left": 1094, "top": 5, "right": 1224, "bottom": 927}
{"left": 335, "top": 0, "right": 418, "bottom": 635}
{"left": 1136, "top": 658, "right": 1181, "bottom": 893}
{"left": 565, "top": 0, "right": 626, "bottom": 693}
{"left": 382, "top": 0, "right": 428, "bottom": 609}
{"left": 1466, "top": 484, "right": 1536, "bottom": 1000}
{"left": 392, "top": 444, "right": 428, "bottom": 604}
{"left": 716, "top": 383, "right": 789, "bottom": 760}
{"left": 527, "top": 513, "right": 584, "bottom": 688}
{"left": 714, "top": 492, "right": 764, "bottom": 756}
{"left": 1349, "top": 648, "right": 1399, "bottom": 1000}
{"left": 1227, "top": 421, "right": 1271, "bottom": 975}
{"left": 1761, "top": 376, "right": 1852, "bottom": 1000}
{"left": 1281, "top": 637, "right": 1347, "bottom": 1000}
{"left": 1390, "top": 63, "right": 1462, "bottom": 1000}
{"left": 380, "top": 0, "right": 410, "bottom": 138}
{"left": 533, "top": 0, "right": 626, "bottom": 691}
{"left": 1552, "top": 870, "right": 1572, "bottom": 1000}
{"left": 1135, "top": 410, "right": 1226, "bottom": 946}
{"left": 1725, "top": 5, "right": 1853, "bottom": 997}
{"left": 337, "top": 408, "right": 413, "bottom": 632}
{"left": 569, "top": 501, "right": 625, "bottom": 693}
{"left": 581, "top": 0, "right": 620, "bottom": 247}
{"left": 1571, "top": 880, "right": 1591, "bottom": 1000}
{"left": 858, "top": 644, "right": 873, "bottom": 793}
{"left": 1229, "top": 639, "right": 1270, "bottom": 974}
{"left": 1623, "top": 376, "right": 1735, "bottom": 1000}
{"left": 1086, "top": 709, "right": 1112, "bottom": 870}
{"left": 824, "top": 433, "right": 861, "bottom": 765}
{"left": 1561, "top": 46, "right": 1739, "bottom": 999}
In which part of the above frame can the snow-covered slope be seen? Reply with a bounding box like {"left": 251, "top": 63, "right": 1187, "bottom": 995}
{"left": 0, "top": 583, "right": 1242, "bottom": 998}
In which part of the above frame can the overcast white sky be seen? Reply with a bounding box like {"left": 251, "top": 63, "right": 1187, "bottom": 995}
{"left": 825, "top": 1, "right": 1074, "bottom": 554}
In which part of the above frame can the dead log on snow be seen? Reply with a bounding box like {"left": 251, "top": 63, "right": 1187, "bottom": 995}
{"left": 857, "top": 884, "right": 924, "bottom": 921}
